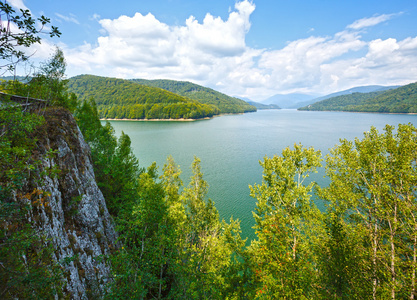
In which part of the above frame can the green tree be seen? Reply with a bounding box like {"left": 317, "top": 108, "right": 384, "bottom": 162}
{"left": 75, "top": 98, "right": 141, "bottom": 217}
{"left": 27, "top": 47, "right": 77, "bottom": 111}
{"left": 171, "top": 157, "right": 246, "bottom": 299}
{"left": 319, "top": 124, "right": 417, "bottom": 299}
{"left": 0, "top": 0, "right": 60, "bottom": 73}
{"left": 248, "top": 143, "right": 323, "bottom": 299}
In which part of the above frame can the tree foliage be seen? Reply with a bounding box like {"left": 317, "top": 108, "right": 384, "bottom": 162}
{"left": 0, "top": 1, "right": 60, "bottom": 73}
{"left": 317, "top": 124, "right": 417, "bottom": 299}
{"left": 249, "top": 144, "right": 323, "bottom": 299}
{"left": 1, "top": 47, "right": 77, "bottom": 112}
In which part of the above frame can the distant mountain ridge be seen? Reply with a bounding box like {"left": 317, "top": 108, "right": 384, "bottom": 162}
{"left": 261, "top": 85, "right": 400, "bottom": 109}
{"left": 307, "top": 85, "right": 400, "bottom": 104}
{"left": 298, "top": 82, "right": 416, "bottom": 113}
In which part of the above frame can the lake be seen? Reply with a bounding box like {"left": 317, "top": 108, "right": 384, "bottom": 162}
{"left": 105, "top": 109, "right": 417, "bottom": 240}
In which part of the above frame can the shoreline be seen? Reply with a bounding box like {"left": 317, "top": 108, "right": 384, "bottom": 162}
{"left": 298, "top": 109, "right": 417, "bottom": 115}
{"left": 100, "top": 117, "right": 211, "bottom": 122}
{"left": 100, "top": 112, "right": 249, "bottom": 122}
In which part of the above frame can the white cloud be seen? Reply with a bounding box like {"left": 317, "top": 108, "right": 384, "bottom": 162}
{"left": 55, "top": 13, "right": 80, "bottom": 25}
{"left": 8, "top": 0, "right": 28, "bottom": 11}
{"left": 66, "top": 1, "right": 256, "bottom": 81}
{"left": 61, "top": 1, "right": 417, "bottom": 100}
{"left": 347, "top": 13, "right": 396, "bottom": 30}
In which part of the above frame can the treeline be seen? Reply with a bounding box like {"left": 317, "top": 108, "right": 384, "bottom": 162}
{"left": 67, "top": 75, "right": 219, "bottom": 119}
{"left": 100, "top": 102, "right": 219, "bottom": 120}
{"left": 129, "top": 78, "right": 256, "bottom": 114}
{"left": 299, "top": 81, "right": 417, "bottom": 113}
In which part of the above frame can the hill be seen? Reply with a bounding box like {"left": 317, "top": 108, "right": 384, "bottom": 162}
{"left": 293, "top": 85, "right": 399, "bottom": 109}
{"left": 67, "top": 75, "right": 220, "bottom": 119}
{"left": 130, "top": 78, "right": 256, "bottom": 114}
{"left": 298, "top": 82, "right": 417, "bottom": 113}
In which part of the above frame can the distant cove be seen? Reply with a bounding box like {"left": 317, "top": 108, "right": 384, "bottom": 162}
{"left": 106, "top": 109, "right": 417, "bottom": 239}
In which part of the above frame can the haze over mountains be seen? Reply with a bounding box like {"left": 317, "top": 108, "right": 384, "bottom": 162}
{"left": 261, "top": 85, "right": 400, "bottom": 109}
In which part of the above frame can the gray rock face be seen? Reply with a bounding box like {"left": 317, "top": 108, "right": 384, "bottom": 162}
{"left": 27, "top": 108, "right": 117, "bottom": 299}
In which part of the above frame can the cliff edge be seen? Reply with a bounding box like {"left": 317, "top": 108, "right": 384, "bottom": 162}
{"left": 24, "top": 107, "right": 117, "bottom": 299}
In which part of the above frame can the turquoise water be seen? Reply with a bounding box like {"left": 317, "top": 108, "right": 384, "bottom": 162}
{"left": 105, "top": 109, "right": 417, "bottom": 240}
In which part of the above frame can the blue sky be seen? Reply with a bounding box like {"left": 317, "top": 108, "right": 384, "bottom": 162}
{"left": 9, "top": 0, "right": 417, "bottom": 100}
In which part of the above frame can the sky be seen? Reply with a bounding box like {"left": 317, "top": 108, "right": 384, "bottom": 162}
{"left": 7, "top": 0, "right": 417, "bottom": 101}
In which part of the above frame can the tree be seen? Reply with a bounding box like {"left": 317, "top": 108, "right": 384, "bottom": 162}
{"left": 27, "top": 47, "right": 77, "bottom": 111}
{"left": 319, "top": 124, "right": 417, "bottom": 299}
{"left": 167, "top": 156, "right": 246, "bottom": 299}
{"left": 75, "top": 98, "right": 142, "bottom": 217}
{"left": 0, "top": 1, "right": 60, "bottom": 74}
{"left": 248, "top": 143, "right": 323, "bottom": 299}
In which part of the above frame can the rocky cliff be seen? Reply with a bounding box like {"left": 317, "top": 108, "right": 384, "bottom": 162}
{"left": 24, "top": 107, "right": 117, "bottom": 299}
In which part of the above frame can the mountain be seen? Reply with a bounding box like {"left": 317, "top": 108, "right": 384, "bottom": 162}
{"left": 293, "top": 85, "right": 400, "bottom": 109}
{"left": 298, "top": 82, "right": 416, "bottom": 113}
{"left": 67, "top": 75, "right": 220, "bottom": 119}
{"left": 310, "top": 85, "right": 399, "bottom": 103}
{"left": 0, "top": 75, "right": 31, "bottom": 83}
{"left": 130, "top": 78, "right": 256, "bottom": 114}
{"left": 261, "top": 93, "right": 316, "bottom": 108}
{"left": 246, "top": 100, "right": 280, "bottom": 110}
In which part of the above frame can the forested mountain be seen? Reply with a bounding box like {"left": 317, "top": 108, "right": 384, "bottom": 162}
{"left": 67, "top": 75, "right": 220, "bottom": 119}
{"left": 130, "top": 78, "right": 256, "bottom": 113}
{"left": 293, "top": 85, "right": 398, "bottom": 109}
{"left": 299, "top": 81, "right": 417, "bottom": 113}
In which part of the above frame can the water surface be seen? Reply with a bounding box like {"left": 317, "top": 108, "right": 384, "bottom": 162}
{"left": 105, "top": 110, "right": 416, "bottom": 240}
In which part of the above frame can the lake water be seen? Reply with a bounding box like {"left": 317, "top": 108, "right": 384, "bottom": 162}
{"left": 105, "top": 109, "right": 417, "bottom": 240}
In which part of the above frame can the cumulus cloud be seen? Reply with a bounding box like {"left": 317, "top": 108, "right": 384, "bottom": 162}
{"left": 61, "top": 1, "right": 417, "bottom": 100}
{"left": 65, "top": 0, "right": 256, "bottom": 80}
